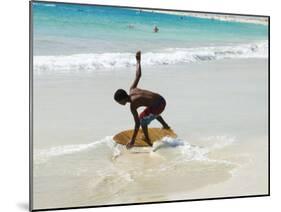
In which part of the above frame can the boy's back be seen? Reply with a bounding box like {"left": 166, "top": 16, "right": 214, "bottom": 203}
{"left": 129, "top": 88, "right": 162, "bottom": 109}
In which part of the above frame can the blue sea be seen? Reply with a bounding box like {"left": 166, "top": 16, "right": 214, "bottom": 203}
{"left": 32, "top": 2, "right": 268, "bottom": 72}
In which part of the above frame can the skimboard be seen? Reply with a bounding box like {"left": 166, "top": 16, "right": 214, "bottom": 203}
{"left": 113, "top": 128, "right": 177, "bottom": 147}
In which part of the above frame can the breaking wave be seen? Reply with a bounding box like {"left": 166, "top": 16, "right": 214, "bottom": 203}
{"left": 34, "top": 41, "right": 267, "bottom": 73}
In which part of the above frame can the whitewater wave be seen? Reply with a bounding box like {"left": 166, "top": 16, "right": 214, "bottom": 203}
{"left": 34, "top": 41, "right": 268, "bottom": 72}
{"left": 133, "top": 9, "right": 268, "bottom": 25}
{"left": 34, "top": 2, "right": 56, "bottom": 7}
{"left": 34, "top": 134, "right": 236, "bottom": 165}
{"left": 34, "top": 136, "right": 113, "bottom": 164}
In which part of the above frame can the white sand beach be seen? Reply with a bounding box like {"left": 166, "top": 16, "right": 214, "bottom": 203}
{"left": 33, "top": 58, "right": 268, "bottom": 209}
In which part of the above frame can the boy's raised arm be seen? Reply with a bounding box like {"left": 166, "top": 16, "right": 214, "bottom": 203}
{"left": 130, "top": 51, "right": 142, "bottom": 91}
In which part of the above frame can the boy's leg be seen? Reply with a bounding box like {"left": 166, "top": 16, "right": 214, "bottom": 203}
{"left": 156, "top": 115, "right": 170, "bottom": 129}
{"left": 141, "top": 124, "right": 152, "bottom": 146}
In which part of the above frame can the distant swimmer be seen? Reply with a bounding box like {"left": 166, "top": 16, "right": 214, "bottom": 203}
{"left": 153, "top": 25, "right": 159, "bottom": 33}
{"left": 128, "top": 24, "right": 134, "bottom": 29}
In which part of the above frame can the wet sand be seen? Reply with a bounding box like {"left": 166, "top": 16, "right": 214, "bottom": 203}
{"left": 33, "top": 58, "right": 268, "bottom": 209}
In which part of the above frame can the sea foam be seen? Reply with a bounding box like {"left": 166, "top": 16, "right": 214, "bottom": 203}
{"left": 34, "top": 41, "right": 268, "bottom": 73}
{"left": 34, "top": 134, "right": 236, "bottom": 165}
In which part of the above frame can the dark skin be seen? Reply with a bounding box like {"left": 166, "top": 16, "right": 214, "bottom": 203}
{"left": 117, "top": 51, "right": 170, "bottom": 149}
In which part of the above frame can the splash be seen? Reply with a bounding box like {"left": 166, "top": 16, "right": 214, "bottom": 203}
{"left": 34, "top": 134, "right": 237, "bottom": 166}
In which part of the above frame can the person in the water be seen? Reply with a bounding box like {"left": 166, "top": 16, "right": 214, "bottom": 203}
{"left": 153, "top": 25, "right": 159, "bottom": 33}
{"left": 114, "top": 51, "right": 170, "bottom": 149}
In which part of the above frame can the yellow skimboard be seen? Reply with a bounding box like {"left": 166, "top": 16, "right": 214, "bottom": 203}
{"left": 113, "top": 128, "right": 177, "bottom": 147}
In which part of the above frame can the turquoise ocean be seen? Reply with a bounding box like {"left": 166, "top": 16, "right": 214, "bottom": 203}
{"left": 33, "top": 2, "right": 268, "bottom": 73}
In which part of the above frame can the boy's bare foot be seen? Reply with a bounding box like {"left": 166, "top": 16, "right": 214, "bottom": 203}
{"left": 162, "top": 125, "right": 171, "bottom": 130}
{"left": 145, "top": 140, "right": 153, "bottom": 146}
{"left": 140, "top": 135, "right": 153, "bottom": 146}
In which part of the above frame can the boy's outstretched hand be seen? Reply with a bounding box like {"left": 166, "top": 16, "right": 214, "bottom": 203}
{"left": 136, "top": 51, "right": 141, "bottom": 62}
{"left": 126, "top": 140, "right": 134, "bottom": 149}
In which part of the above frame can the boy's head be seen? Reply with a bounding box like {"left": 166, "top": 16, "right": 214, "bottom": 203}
{"left": 114, "top": 89, "right": 129, "bottom": 105}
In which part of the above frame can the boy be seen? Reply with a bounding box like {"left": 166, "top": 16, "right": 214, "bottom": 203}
{"left": 114, "top": 51, "right": 170, "bottom": 149}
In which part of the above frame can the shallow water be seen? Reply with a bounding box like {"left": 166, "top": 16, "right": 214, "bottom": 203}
{"left": 34, "top": 134, "right": 238, "bottom": 207}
